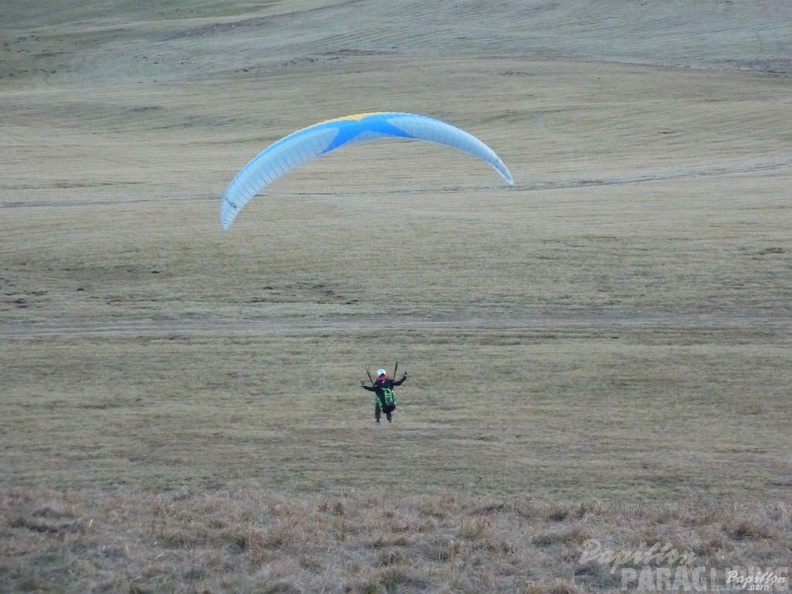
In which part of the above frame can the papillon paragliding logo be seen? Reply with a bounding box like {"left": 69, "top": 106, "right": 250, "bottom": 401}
{"left": 579, "top": 540, "right": 789, "bottom": 592}
{"left": 219, "top": 112, "right": 514, "bottom": 229}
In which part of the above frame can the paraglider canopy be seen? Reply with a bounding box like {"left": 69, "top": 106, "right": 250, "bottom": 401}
{"left": 220, "top": 112, "right": 514, "bottom": 229}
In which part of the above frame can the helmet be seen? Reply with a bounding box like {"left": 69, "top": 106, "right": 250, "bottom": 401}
{"left": 376, "top": 369, "right": 387, "bottom": 378}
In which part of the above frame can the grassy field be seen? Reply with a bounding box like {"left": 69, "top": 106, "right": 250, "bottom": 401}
{"left": 1, "top": 1, "right": 791, "bottom": 592}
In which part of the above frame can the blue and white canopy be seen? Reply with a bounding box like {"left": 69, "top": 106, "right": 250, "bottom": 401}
{"left": 220, "top": 112, "right": 513, "bottom": 229}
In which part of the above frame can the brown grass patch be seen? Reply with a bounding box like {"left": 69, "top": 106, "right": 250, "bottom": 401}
{"left": 2, "top": 490, "right": 790, "bottom": 593}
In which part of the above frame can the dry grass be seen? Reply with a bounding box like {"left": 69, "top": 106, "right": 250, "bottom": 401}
{"left": 2, "top": 488, "right": 790, "bottom": 593}
{"left": 2, "top": 1, "right": 791, "bottom": 592}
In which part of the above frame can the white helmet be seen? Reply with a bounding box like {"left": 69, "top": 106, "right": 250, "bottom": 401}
{"left": 376, "top": 369, "right": 387, "bottom": 378}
